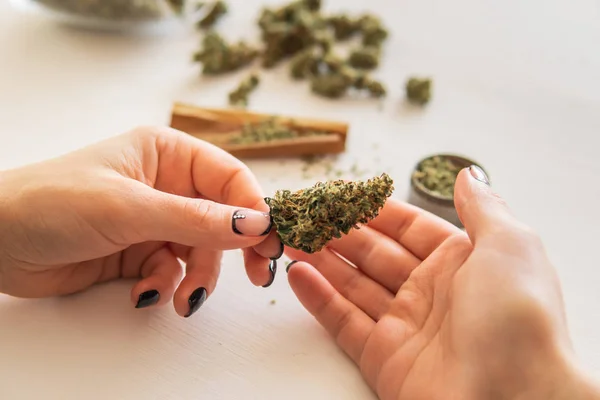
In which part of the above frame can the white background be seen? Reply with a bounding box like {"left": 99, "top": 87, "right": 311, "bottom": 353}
{"left": 1, "top": 0, "right": 600, "bottom": 399}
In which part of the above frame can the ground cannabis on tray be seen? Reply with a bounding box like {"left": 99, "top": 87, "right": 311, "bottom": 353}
{"left": 265, "top": 173, "right": 394, "bottom": 254}
{"left": 229, "top": 119, "right": 329, "bottom": 145}
{"left": 413, "top": 155, "right": 460, "bottom": 198}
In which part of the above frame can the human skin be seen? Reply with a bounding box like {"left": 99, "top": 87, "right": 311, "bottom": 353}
{"left": 286, "top": 167, "right": 600, "bottom": 400}
{"left": 1, "top": 129, "right": 599, "bottom": 399}
{"left": 0, "top": 126, "right": 282, "bottom": 317}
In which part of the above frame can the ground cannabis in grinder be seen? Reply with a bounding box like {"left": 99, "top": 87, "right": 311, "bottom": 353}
{"left": 32, "top": 0, "right": 185, "bottom": 20}
{"left": 413, "top": 155, "right": 460, "bottom": 198}
{"left": 228, "top": 74, "right": 260, "bottom": 107}
{"left": 265, "top": 173, "right": 394, "bottom": 253}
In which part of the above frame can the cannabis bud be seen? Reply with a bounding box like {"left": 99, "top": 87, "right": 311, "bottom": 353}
{"left": 193, "top": 31, "right": 259, "bottom": 75}
{"left": 289, "top": 47, "right": 321, "bottom": 79}
{"left": 326, "top": 14, "right": 360, "bottom": 40}
{"left": 265, "top": 173, "right": 394, "bottom": 254}
{"left": 348, "top": 46, "right": 380, "bottom": 69}
{"left": 228, "top": 73, "right": 260, "bottom": 107}
{"left": 359, "top": 14, "right": 389, "bottom": 47}
{"left": 197, "top": 0, "right": 228, "bottom": 29}
{"left": 406, "top": 77, "right": 432, "bottom": 105}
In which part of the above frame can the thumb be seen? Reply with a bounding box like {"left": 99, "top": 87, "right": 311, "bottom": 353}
{"left": 454, "top": 165, "right": 516, "bottom": 242}
{"left": 132, "top": 187, "right": 272, "bottom": 250}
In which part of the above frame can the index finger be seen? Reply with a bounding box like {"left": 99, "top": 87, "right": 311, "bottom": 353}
{"left": 152, "top": 127, "right": 268, "bottom": 211}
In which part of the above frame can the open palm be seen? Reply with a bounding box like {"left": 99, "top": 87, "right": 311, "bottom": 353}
{"left": 286, "top": 169, "right": 571, "bottom": 399}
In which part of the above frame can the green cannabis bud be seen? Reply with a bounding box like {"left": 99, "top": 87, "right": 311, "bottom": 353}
{"left": 326, "top": 14, "right": 360, "bottom": 40}
{"left": 289, "top": 47, "right": 321, "bottom": 79}
{"left": 310, "top": 72, "right": 352, "bottom": 98}
{"left": 258, "top": 0, "right": 327, "bottom": 68}
{"left": 413, "top": 156, "right": 460, "bottom": 198}
{"left": 265, "top": 173, "right": 394, "bottom": 254}
{"left": 348, "top": 46, "right": 380, "bottom": 69}
{"left": 358, "top": 14, "right": 389, "bottom": 47}
{"left": 363, "top": 78, "right": 387, "bottom": 98}
{"left": 193, "top": 31, "right": 258, "bottom": 75}
{"left": 228, "top": 74, "right": 260, "bottom": 107}
{"left": 406, "top": 77, "right": 432, "bottom": 105}
{"left": 197, "top": 0, "right": 228, "bottom": 29}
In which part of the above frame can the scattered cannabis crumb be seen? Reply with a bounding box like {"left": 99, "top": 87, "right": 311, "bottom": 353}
{"left": 228, "top": 73, "right": 260, "bottom": 107}
{"left": 270, "top": 299, "right": 277, "bottom": 305}
{"left": 197, "top": 0, "right": 228, "bottom": 29}
{"left": 265, "top": 173, "right": 394, "bottom": 253}
{"left": 413, "top": 155, "right": 460, "bottom": 198}
{"left": 406, "top": 77, "right": 432, "bottom": 105}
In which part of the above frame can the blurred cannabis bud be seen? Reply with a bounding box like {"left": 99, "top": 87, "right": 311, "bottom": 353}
{"left": 193, "top": 31, "right": 259, "bottom": 75}
{"left": 348, "top": 46, "right": 380, "bottom": 69}
{"left": 325, "top": 14, "right": 360, "bottom": 40}
{"left": 265, "top": 173, "right": 394, "bottom": 253}
{"left": 197, "top": 0, "right": 228, "bottom": 29}
{"left": 289, "top": 47, "right": 321, "bottom": 79}
{"left": 258, "top": 0, "right": 327, "bottom": 68}
{"left": 228, "top": 73, "right": 260, "bottom": 107}
{"left": 413, "top": 155, "right": 459, "bottom": 198}
{"left": 406, "top": 77, "right": 432, "bottom": 105}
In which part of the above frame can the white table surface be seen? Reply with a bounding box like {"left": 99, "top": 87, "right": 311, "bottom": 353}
{"left": 1, "top": 0, "right": 600, "bottom": 399}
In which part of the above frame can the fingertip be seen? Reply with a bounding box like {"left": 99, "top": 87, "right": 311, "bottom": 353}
{"left": 253, "top": 230, "right": 283, "bottom": 260}
{"left": 174, "top": 283, "right": 209, "bottom": 318}
{"left": 243, "top": 248, "right": 272, "bottom": 287}
{"left": 131, "top": 248, "right": 183, "bottom": 309}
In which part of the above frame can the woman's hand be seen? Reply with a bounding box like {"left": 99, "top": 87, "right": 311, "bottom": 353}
{"left": 0, "top": 126, "right": 282, "bottom": 317}
{"left": 286, "top": 167, "right": 599, "bottom": 399}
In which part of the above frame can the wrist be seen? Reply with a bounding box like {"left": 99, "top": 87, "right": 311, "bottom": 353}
{"left": 487, "top": 344, "right": 600, "bottom": 400}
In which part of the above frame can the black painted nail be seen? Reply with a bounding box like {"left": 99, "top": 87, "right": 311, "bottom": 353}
{"left": 185, "top": 287, "right": 207, "bottom": 318}
{"left": 271, "top": 240, "right": 284, "bottom": 260}
{"left": 232, "top": 210, "right": 272, "bottom": 236}
{"left": 469, "top": 165, "right": 490, "bottom": 185}
{"left": 136, "top": 290, "right": 160, "bottom": 309}
{"left": 262, "top": 259, "right": 277, "bottom": 288}
{"left": 286, "top": 260, "right": 299, "bottom": 273}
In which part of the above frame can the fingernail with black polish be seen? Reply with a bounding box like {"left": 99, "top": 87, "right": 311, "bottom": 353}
{"left": 469, "top": 165, "right": 490, "bottom": 185}
{"left": 271, "top": 241, "right": 284, "bottom": 260}
{"left": 286, "top": 260, "right": 299, "bottom": 273}
{"left": 232, "top": 210, "right": 272, "bottom": 236}
{"left": 185, "top": 287, "right": 207, "bottom": 318}
{"left": 136, "top": 290, "right": 160, "bottom": 309}
{"left": 262, "top": 259, "right": 277, "bottom": 288}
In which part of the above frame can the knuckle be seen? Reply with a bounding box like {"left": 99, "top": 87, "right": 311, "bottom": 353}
{"left": 184, "top": 199, "right": 217, "bottom": 231}
{"left": 445, "top": 233, "right": 473, "bottom": 254}
{"left": 129, "top": 125, "right": 180, "bottom": 144}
